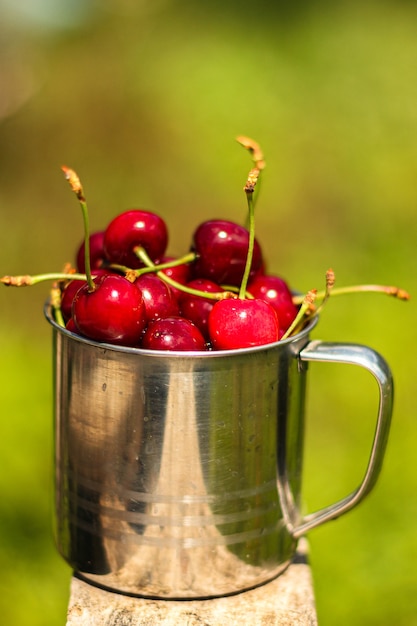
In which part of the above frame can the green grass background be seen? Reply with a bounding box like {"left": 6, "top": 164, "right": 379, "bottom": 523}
{"left": 0, "top": 1, "right": 416, "bottom": 623}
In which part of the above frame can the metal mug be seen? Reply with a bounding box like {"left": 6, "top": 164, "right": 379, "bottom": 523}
{"left": 45, "top": 304, "right": 393, "bottom": 599}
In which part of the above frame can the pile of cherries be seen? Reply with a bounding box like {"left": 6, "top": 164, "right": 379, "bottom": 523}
{"left": 59, "top": 209, "right": 299, "bottom": 351}
{"left": 2, "top": 138, "right": 408, "bottom": 351}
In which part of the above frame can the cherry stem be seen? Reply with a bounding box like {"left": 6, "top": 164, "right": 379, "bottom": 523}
{"left": 1, "top": 272, "right": 90, "bottom": 287}
{"left": 314, "top": 268, "right": 336, "bottom": 316}
{"left": 135, "top": 251, "right": 197, "bottom": 276}
{"left": 292, "top": 283, "right": 410, "bottom": 305}
{"left": 133, "top": 246, "right": 233, "bottom": 301}
{"left": 50, "top": 282, "right": 65, "bottom": 328}
{"left": 237, "top": 135, "right": 265, "bottom": 224}
{"left": 281, "top": 290, "right": 317, "bottom": 340}
{"left": 61, "top": 166, "right": 95, "bottom": 293}
{"left": 239, "top": 177, "right": 257, "bottom": 299}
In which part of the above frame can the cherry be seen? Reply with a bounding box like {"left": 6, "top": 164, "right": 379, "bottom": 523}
{"left": 141, "top": 316, "right": 207, "bottom": 351}
{"left": 208, "top": 298, "right": 280, "bottom": 350}
{"left": 103, "top": 209, "right": 168, "bottom": 269}
{"left": 61, "top": 278, "right": 86, "bottom": 322}
{"left": 60, "top": 268, "right": 111, "bottom": 322}
{"left": 247, "top": 274, "right": 298, "bottom": 335}
{"left": 72, "top": 273, "right": 147, "bottom": 346}
{"left": 206, "top": 163, "right": 279, "bottom": 350}
{"left": 76, "top": 231, "right": 107, "bottom": 273}
{"left": 134, "top": 273, "right": 179, "bottom": 322}
{"left": 65, "top": 317, "right": 77, "bottom": 333}
{"left": 179, "top": 278, "right": 224, "bottom": 340}
{"left": 191, "top": 219, "right": 263, "bottom": 286}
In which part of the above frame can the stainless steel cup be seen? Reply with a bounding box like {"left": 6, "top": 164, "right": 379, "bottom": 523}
{"left": 46, "top": 304, "right": 393, "bottom": 599}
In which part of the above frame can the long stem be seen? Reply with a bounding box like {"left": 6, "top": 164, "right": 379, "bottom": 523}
{"left": 134, "top": 247, "right": 232, "bottom": 301}
{"left": 281, "top": 290, "right": 317, "bottom": 340}
{"left": 239, "top": 186, "right": 256, "bottom": 299}
{"left": 292, "top": 283, "right": 410, "bottom": 305}
{"left": 79, "top": 198, "right": 95, "bottom": 292}
{"left": 62, "top": 166, "right": 95, "bottom": 292}
{"left": 1, "top": 272, "right": 90, "bottom": 287}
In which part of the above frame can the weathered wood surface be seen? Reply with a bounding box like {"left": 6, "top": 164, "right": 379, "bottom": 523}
{"left": 66, "top": 540, "right": 317, "bottom": 625}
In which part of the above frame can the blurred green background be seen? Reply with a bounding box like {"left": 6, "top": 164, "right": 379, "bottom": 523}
{"left": 0, "top": 1, "right": 416, "bottom": 624}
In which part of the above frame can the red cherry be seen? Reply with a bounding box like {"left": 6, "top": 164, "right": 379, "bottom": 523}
{"left": 72, "top": 274, "right": 147, "bottom": 346}
{"left": 142, "top": 316, "right": 207, "bottom": 351}
{"left": 191, "top": 219, "right": 263, "bottom": 286}
{"left": 134, "top": 273, "right": 179, "bottom": 322}
{"left": 76, "top": 230, "right": 107, "bottom": 273}
{"left": 179, "top": 278, "right": 224, "bottom": 340}
{"left": 60, "top": 268, "right": 111, "bottom": 322}
{"left": 65, "top": 317, "right": 77, "bottom": 333}
{"left": 208, "top": 298, "right": 280, "bottom": 350}
{"left": 247, "top": 274, "right": 298, "bottom": 334}
{"left": 103, "top": 210, "right": 168, "bottom": 269}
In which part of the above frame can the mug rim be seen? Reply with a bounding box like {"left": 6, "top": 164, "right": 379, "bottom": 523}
{"left": 44, "top": 300, "right": 318, "bottom": 359}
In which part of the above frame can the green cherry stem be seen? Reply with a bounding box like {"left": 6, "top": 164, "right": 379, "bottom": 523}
{"left": 281, "top": 290, "right": 317, "bottom": 340}
{"left": 135, "top": 251, "right": 197, "bottom": 276}
{"left": 50, "top": 282, "right": 65, "bottom": 327}
{"left": 239, "top": 169, "right": 259, "bottom": 299}
{"left": 133, "top": 246, "right": 233, "bottom": 301}
{"left": 237, "top": 135, "right": 265, "bottom": 224}
{"left": 292, "top": 283, "right": 410, "bottom": 306}
{"left": 61, "top": 166, "right": 95, "bottom": 293}
{"left": 1, "top": 272, "right": 90, "bottom": 287}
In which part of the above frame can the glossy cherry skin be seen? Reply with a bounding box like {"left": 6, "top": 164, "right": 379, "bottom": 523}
{"left": 60, "top": 268, "right": 111, "bottom": 322}
{"left": 208, "top": 298, "right": 280, "bottom": 350}
{"left": 179, "top": 278, "right": 223, "bottom": 340}
{"left": 191, "top": 219, "right": 263, "bottom": 286}
{"left": 134, "top": 273, "right": 179, "bottom": 322}
{"left": 76, "top": 230, "right": 107, "bottom": 273}
{"left": 103, "top": 210, "right": 168, "bottom": 269}
{"left": 72, "top": 274, "right": 147, "bottom": 346}
{"left": 247, "top": 274, "right": 298, "bottom": 335}
{"left": 141, "top": 316, "right": 207, "bottom": 351}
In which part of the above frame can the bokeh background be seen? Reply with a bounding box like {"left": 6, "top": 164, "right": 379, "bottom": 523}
{"left": 0, "top": 1, "right": 416, "bottom": 624}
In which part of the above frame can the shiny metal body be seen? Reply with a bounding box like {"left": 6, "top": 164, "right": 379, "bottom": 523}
{"left": 46, "top": 305, "right": 393, "bottom": 599}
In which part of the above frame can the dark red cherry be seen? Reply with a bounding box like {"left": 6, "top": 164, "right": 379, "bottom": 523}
{"left": 134, "top": 273, "right": 179, "bottom": 322}
{"left": 72, "top": 273, "right": 147, "bottom": 346}
{"left": 76, "top": 230, "right": 107, "bottom": 273}
{"left": 142, "top": 316, "right": 207, "bottom": 351}
{"left": 65, "top": 317, "right": 77, "bottom": 333}
{"left": 179, "top": 278, "right": 224, "bottom": 340}
{"left": 191, "top": 219, "right": 263, "bottom": 286}
{"left": 247, "top": 274, "right": 298, "bottom": 334}
{"left": 60, "top": 268, "right": 111, "bottom": 322}
{"left": 157, "top": 256, "right": 191, "bottom": 300}
{"left": 103, "top": 210, "right": 168, "bottom": 269}
{"left": 208, "top": 298, "right": 280, "bottom": 350}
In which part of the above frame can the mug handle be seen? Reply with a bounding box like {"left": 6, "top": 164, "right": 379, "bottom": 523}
{"left": 289, "top": 340, "right": 393, "bottom": 539}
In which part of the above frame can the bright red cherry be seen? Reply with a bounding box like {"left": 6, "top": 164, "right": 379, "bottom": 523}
{"left": 191, "top": 219, "right": 263, "bottom": 286}
{"left": 142, "top": 316, "right": 207, "bottom": 351}
{"left": 103, "top": 210, "right": 168, "bottom": 269}
{"left": 179, "top": 278, "right": 224, "bottom": 340}
{"left": 60, "top": 268, "right": 111, "bottom": 322}
{"left": 134, "top": 273, "right": 179, "bottom": 322}
{"left": 76, "top": 230, "right": 107, "bottom": 273}
{"left": 247, "top": 274, "right": 298, "bottom": 335}
{"left": 72, "top": 273, "right": 147, "bottom": 346}
{"left": 208, "top": 298, "right": 280, "bottom": 350}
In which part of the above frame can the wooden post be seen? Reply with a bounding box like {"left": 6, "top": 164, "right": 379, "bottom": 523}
{"left": 66, "top": 539, "right": 317, "bottom": 626}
